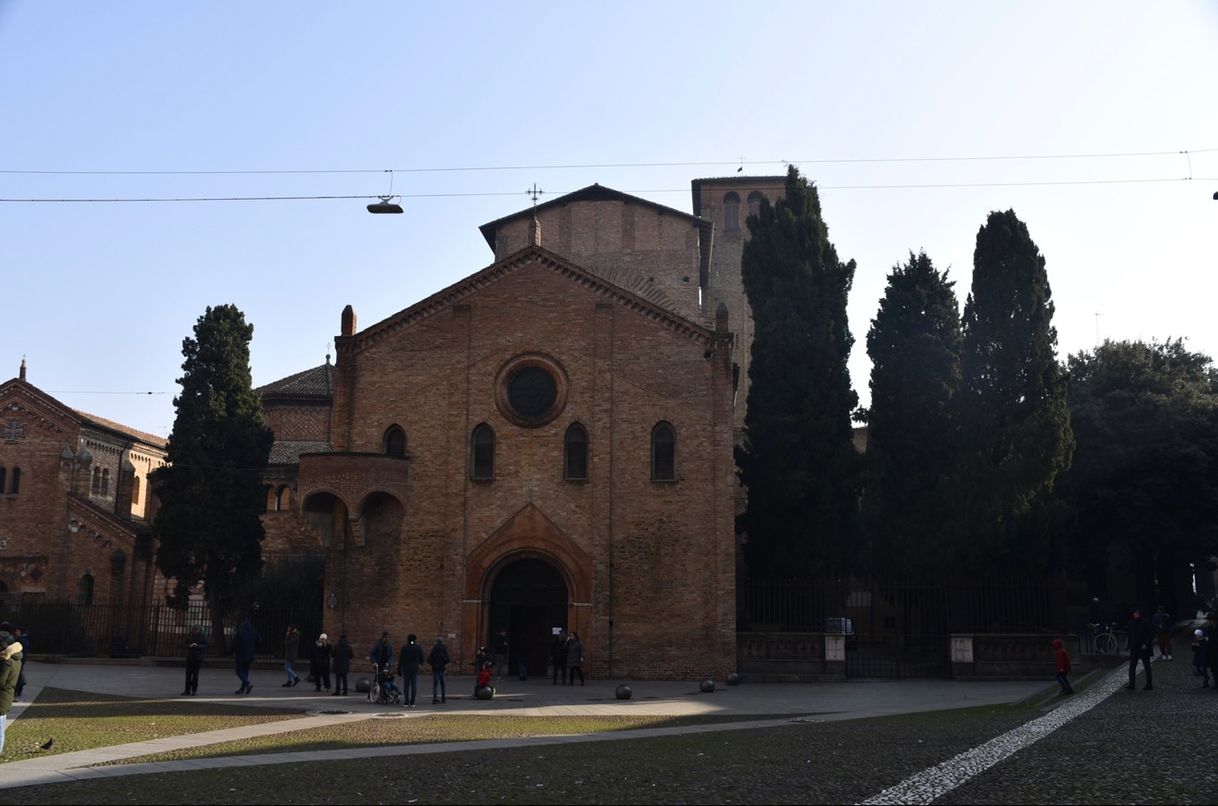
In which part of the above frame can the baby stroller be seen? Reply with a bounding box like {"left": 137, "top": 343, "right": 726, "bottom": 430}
{"left": 368, "top": 663, "right": 402, "bottom": 705}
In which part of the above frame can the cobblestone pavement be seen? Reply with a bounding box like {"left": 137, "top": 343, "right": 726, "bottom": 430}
{"left": 7, "top": 633, "right": 1216, "bottom": 804}
{"left": 937, "top": 631, "right": 1218, "bottom": 804}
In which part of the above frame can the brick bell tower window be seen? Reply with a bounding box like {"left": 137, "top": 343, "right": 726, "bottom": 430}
{"left": 494, "top": 354, "right": 568, "bottom": 428}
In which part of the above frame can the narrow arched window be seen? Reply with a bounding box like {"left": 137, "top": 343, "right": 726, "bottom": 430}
{"left": 79, "top": 573, "right": 95, "bottom": 605}
{"left": 651, "top": 422, "right": 676, "bottom": 481}
{"left": 383, "top": 425, "right": 406, "bottom": 458}
{"left": 564, "top": 423, "right": 588, "bottom": 481}
{"left": 471, "top": 423, "right": 495, "bottom": 480}
{"left": 132, "top": 475, "right": 141, "bottom": 505}
{"left": 723, "top": 192, "right": 741, "bottom": 232}
{"left": 0, "top": 467, "right": 6, "bottom": 495}
{"left": 9, "top": 467, "right": 17, "bottom": 495}
{"left": 747, "top": 191, "right": 764, "bottom": 220}
{"left": 276, "top": 485, "right": 291, "bottom": 511}
{"left": 91, "top": 467, "right": 101, "bottom": 495}
{"left": 101, "top": 468, "right": 110, "bottom": 497}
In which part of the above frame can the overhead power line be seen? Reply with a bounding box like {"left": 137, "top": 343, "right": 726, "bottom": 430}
{"left": 1, "top": 175, "right": 1215, "bottom": 204}
{"left": 1, "top": 146, "right": 1214, "bottom": 176}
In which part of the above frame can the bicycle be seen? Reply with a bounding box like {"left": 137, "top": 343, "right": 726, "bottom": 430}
{"left": 1087, "top": 622, "right": 1126, "bottom": 655}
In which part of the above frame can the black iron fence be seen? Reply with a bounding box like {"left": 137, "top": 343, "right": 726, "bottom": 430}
{"left": 740, "top": 577, "right": 1070, "bottom": 637}
{"left": 0, "top": 599, "right": 322, "bottom": 659}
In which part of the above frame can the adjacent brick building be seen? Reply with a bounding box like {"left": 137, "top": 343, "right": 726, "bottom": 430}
{"left": 0, "top": 360, "right": 166, "bottom": 646}
{"left": 260, "top": 180, "right": 785, "bottom": 679}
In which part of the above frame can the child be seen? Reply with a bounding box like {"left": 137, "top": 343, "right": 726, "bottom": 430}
{"left": 476, "top": 661, "right": 494, "bottom": 696}
{"left": 1052, "top": 638, "right": 1074, "bottom": 695}
{"left": 1192, "top": 628, "right": 1210, "bottom": 687}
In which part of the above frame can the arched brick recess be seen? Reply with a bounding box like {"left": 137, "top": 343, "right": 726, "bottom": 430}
{"left": 462, "top": 503, "right": 594, "bottom": 673}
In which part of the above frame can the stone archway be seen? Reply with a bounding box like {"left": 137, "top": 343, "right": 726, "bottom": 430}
{"left": 464, "top": 503, "right": 593, "bottom": 678}
{"left": 485, "top": 556, "right": 568, "bottom": 679}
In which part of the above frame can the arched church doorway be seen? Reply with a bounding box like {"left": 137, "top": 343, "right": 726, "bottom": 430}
{"left": 487, "top": 557, "right": 568, "bottom": 680}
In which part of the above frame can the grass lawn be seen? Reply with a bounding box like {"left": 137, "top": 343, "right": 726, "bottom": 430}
{"left": 109, "top": 712, "right": 780, "bottom": 765}
{"left": 9, "top": 704, "right": 1037, "bottom": 805}
{"left": 2, "top": 688, "right": 303, "bottom": 763}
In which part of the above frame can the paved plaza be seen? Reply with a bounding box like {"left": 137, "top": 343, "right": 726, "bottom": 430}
{"left": 2, "top": 627, "right": 1215, "bottom": 803}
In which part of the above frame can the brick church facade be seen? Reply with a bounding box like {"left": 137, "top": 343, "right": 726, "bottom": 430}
{"left": 0, "top": 361, "right": 166, "bottom": 639}
{"left": 259, "top": 179, "right": 784, "bottom": 679}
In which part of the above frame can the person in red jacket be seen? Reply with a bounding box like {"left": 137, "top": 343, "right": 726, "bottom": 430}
{"left": 1053, "top": 638, "right": 1074, "bottom": 695}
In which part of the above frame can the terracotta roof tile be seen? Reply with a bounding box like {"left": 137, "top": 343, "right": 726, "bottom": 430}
{"left": 256, "top": 364, "right": 333, "bottom": 398}
{"left": 74, "top": 410, "right": 167, "bottom": 449}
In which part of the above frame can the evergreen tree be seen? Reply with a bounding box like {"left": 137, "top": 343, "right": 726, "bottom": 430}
{"left": 957, "top": 210, "right": 1073, "bottom": 569}
{"left": 737, "top": 166, "right": 860, "bottom": 577}
{"left": 862, "top": 251, "right": 961, "bottom": 579}
{"left": 153, "top": 305, "right": 273, "bottom": 644}
{"left": 1058, "top": 340, "right": 1218, "bottom": 615}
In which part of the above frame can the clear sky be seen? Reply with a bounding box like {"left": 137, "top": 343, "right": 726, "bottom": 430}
{"left": 2, "top": 1, "right": 1216, "bottom": 437}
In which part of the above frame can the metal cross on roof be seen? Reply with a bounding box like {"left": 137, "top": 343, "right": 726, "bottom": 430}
{"left": 527, "top": 183, "right": 544, "bottom": 208}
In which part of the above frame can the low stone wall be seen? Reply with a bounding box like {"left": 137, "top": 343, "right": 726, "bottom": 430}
{"left": 737, "top": 631, "right": 846, "bottom": 682}
{"left": 951, "top": 633, "right": 1081, "bottom": 680}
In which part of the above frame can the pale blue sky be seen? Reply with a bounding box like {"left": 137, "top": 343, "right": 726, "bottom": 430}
{"left": 2, "top": 1, "right": 1216, "bottom": 436}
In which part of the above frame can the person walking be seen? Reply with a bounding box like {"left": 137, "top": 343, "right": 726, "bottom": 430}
{"left": 427, "top": 636, "right": 450, "bottom": 704}
{"left": 311, "top": 633, "right": 333, "bottom": 692}
{"left": 397, "top": 633, "right": 425, "bottom": 707}
{"left": 565, "top": 632, "right": 584, "bottom": 686}
{"left": 551, "top": 631, "right": 568, "bottom": 685}
{"left": 1126, "top": 608, "right": 1155, "bottom": 691}
{"left": 1191, "top": 628, "right": 1210, "bottom": 688}
{"left": 0, "top": 628, "right": 24, "bottom": 755}
{"left": 1052, "top": 638, "right": 1074, "bottom": 695}
{"left": 232, "top": 617, "right": 260, "bottom": 695}
{"left": 182, "top": 625, "right": 207, "bottom": 696}
{"left": 282, "top": 625, "right": 303, "bottom": 687}
{"left": 1151, "top": 605, "right": 1173, "bottom": 661}
{"left": 332, "top": 634, "right": 354, "bottom": 695}
{"left": 1205, "top": 611, "right": 1218, "bottom": 690}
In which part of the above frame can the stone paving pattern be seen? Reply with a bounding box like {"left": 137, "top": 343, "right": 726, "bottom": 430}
{"left": 5, "top": 632, "right": 1216, "bottom": 803}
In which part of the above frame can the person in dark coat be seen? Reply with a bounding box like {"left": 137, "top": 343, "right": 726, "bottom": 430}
{"left": 397, "top": 633, "right": 425, "bottom": 707}
{"left": 0, "top": 629, "right": 24, "bottom": 755}
{"left": 1126, "top": 609, "right": 1155, "bottom": 690}
{"left": 332, "top": 635, "right": 354, "bottom": 695}
{"left": 182, "top": 625, "right": 207, "bottom": 696}
{"left": 311, "top": 633, "right": 333, "bottom": 692}
{"left": 427, "top": 637, "right": 450, "bottom": 703}
{"left": 1205, "top": 612, "right": 1218, "bottom": 688}
{"left": 565, "top": 632, "right": 584, "bottom": 686}
{"left": 551, "top": 631, "right": 568, "bottom": 685}
{"left": 232, "top": 618, "right": 260, "bottom": 695}
{"left": 12, "top": 627, "right": 28, "bottom": 701}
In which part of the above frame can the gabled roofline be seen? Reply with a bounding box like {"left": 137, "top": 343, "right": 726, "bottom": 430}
{"left": 477, "top": 184, "right": 704, "bottom": 250}
{"left": 0, "top": 377, "right": 83, "bottom": 433}
{"left": 337, "top": 245, "right": 717, "bottom": 356}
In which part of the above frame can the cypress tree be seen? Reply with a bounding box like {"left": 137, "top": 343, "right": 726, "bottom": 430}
{"left": 957, "top": 210, "right": 1073, "bottom": 569}
{"left": 153, "top": 305, "right": 273, "bottom": 644}
{"left": 862, "top": 251, "right": 961, "bottom": 580}
{"left": 737, "top": 166, "right": 860, "bottom": 577}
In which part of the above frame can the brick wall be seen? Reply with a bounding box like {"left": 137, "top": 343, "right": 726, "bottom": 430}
{"left": 277, "top": 250, "right": 736, "bottom": 679}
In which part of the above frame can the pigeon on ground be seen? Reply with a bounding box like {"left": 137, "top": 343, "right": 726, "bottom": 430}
{"left": 38, "top": 738, "right": 54, "bottom": 751}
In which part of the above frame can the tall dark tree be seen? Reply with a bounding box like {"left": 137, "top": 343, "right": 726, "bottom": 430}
{"left": 737, "top": 166, "right": 860, "bottom": 577}
{"left": 1058, "top": 339, "right": 1218, "bottom": 615}
{"left": 957, "top": 210, "right": 1073, "bottom": 570}
{"left": 153, "top": 305, "right": 273, "bottom": 644}
{"left": 862, "top": 251, "right": 961, "bottom": 579}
